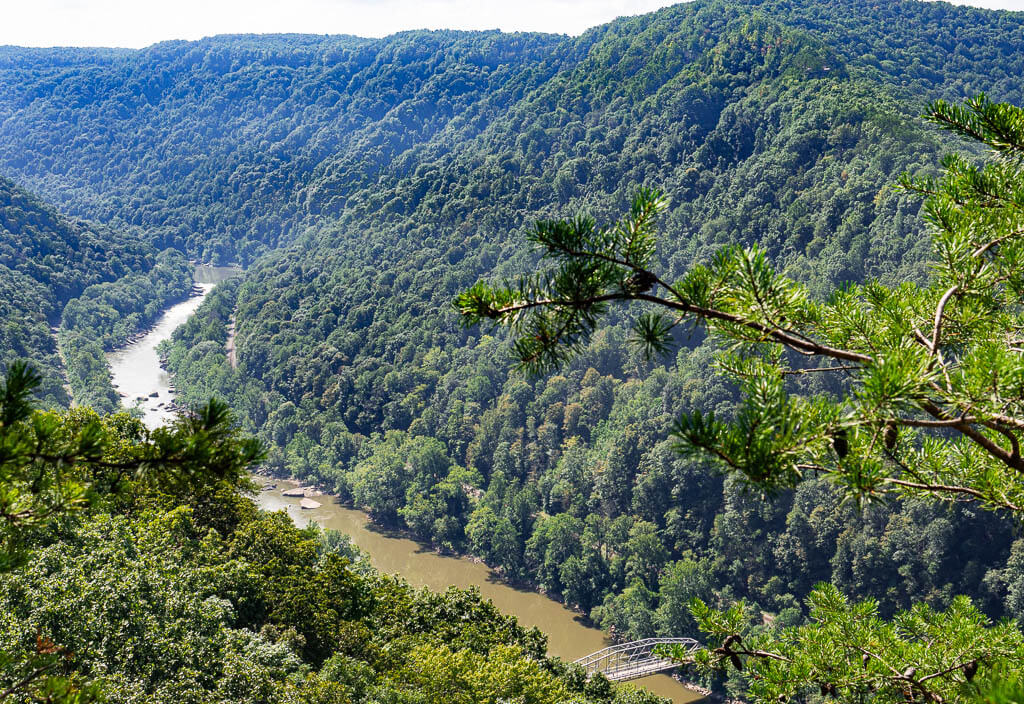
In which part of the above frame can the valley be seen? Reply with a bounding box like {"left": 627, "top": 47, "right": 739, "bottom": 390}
{"left": 107, "top": 280, "right": 703, "bottom": 701}
{"left": 257, "top": 481, "right": 704, "bottom": 703}
{"left": 106, "top": 264, "right": 239, "bottom": 427}
{"left": 3, "top": 0, "right": 1024, "bottom": 700}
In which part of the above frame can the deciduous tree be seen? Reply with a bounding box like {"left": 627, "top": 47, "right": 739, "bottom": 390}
{"left": 457, "top": 94, "right": 1024, "bottom": 700}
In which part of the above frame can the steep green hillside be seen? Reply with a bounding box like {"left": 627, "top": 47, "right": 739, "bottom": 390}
{"left": 0, "top": 176, "right": 197, "bottom": 410}
{"left": 151, "top": 0, "right": 1024, "bottom": 648}
{"left": 5, "top": 0, "right": 1019, "bottom": 266}
{"left": 741, "top": 0, "right": 1024, "bottom": 100}
{"left": 0, "top": 176, "right": 156, "bottom": 405}
{"left": 3, "top": 0, "right": 1024, "bottom": 696}
{"left": 0, "top": 32, "right": 565, "bottom": 263}
{"left": 0, "top": 176, "right": 150, "bottom": 302}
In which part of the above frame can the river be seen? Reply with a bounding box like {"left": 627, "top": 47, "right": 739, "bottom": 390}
{"left": 256, "top": 485, "right": 704, "bottom": 702}
{"left": 106, "top": 265, "right": 241, "bottom": 428}
{"left": 104, "top": 266, "right": 704, "bottom": 704}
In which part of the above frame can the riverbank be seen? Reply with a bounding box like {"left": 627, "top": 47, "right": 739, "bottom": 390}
{"left": 105, "top": 268, "right": 706, "bottom": 703}
{"left": 115, "top": 283, "right": 206, "bottom": 349}
{"left": 253, "top": 474, "right": 707, "bottom": 704}
{"left": 106, "top": 265, "right": 242, "bottom": 429}
{"left": 107, "top": 283, "right": 215, "bottom": 427}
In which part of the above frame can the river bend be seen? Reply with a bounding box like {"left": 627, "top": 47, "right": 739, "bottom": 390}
{"left": 104, "top": 267, "right": 703, "bottom": 703}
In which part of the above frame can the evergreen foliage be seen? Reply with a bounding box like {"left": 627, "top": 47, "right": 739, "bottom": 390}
{"left": 148, "top": 6, "right": 1024, "bottom": 686}
{"left": 458, "top": 93, "right": 1024, "bottom": 700}
{"left": 0, "top": 362, "right": 662, "bottom": 704}
{"left": 4, "top": 1, "right": 1024, "bottom": 700}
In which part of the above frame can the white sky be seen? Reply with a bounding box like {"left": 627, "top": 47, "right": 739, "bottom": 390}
{"left": 1, "top": 0, "right": 1022, "bottom": 49}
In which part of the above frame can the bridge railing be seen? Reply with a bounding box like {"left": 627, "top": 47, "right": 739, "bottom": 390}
{"left": 573, "top": 637, "right": 700, "bottom": 682}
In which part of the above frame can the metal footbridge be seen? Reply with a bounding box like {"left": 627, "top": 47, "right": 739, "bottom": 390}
{"left": 573, "top": 638, "right": 700, "bottom": 682}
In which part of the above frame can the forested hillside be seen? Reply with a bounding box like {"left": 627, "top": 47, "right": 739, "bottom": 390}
{"left": 0, "top": 31, "right": 566, "bottom": 262}
{"left": 151, "top": 0, "right": 1024, "bottom": 648}
{"left": 0, "top": 176, "right": 160, "bottom": 405}
{"left": 0, "top": 372, "right": 664, "bottom": 704}
{"left": 0, "top": 175, "right": 198, "bottom": 410}
{"left": 3, "top": 0, "right": 1024, "bottom": 698}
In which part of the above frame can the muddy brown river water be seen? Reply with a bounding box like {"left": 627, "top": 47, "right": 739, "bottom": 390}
{"left": 105, "top": 265, "right": 703, "bottom": 703}
{"left": 254, "top": 484, "right": 703, "bottom": 703}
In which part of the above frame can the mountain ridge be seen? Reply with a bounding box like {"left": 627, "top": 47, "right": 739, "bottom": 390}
{"left": 140, "top": 0, "right": 1024, "bottom": 650}
{"left": 3, "top": 0, "right": 1024, "bottom": 686}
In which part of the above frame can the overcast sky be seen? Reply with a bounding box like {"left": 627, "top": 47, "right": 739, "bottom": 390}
{"left": 2, "top": 0, "right": 1023, "bottom": 49}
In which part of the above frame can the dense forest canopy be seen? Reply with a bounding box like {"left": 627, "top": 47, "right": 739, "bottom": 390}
{"left": 0, "top": 30, "right": 567, "bottom": 263}
{"left": 0, "top": 366, "right": 660, "bottom": 703}
{"left": 456, "top": 91, "right": 1024, "bottom": 698}
{"left": 0, "top": 175, "right": 196, "bottom": 412}
{"left": 3, "top": 0, "right": 1024, "bottom": 700}
{"left": 0, "top": 176, "right": 162, "bottom": 405}
{"left": 1, "top": 1, "right": 1022, "bottom": 264}
{"left": 146, "top": 2, "right": 1024, "bottom": 652}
